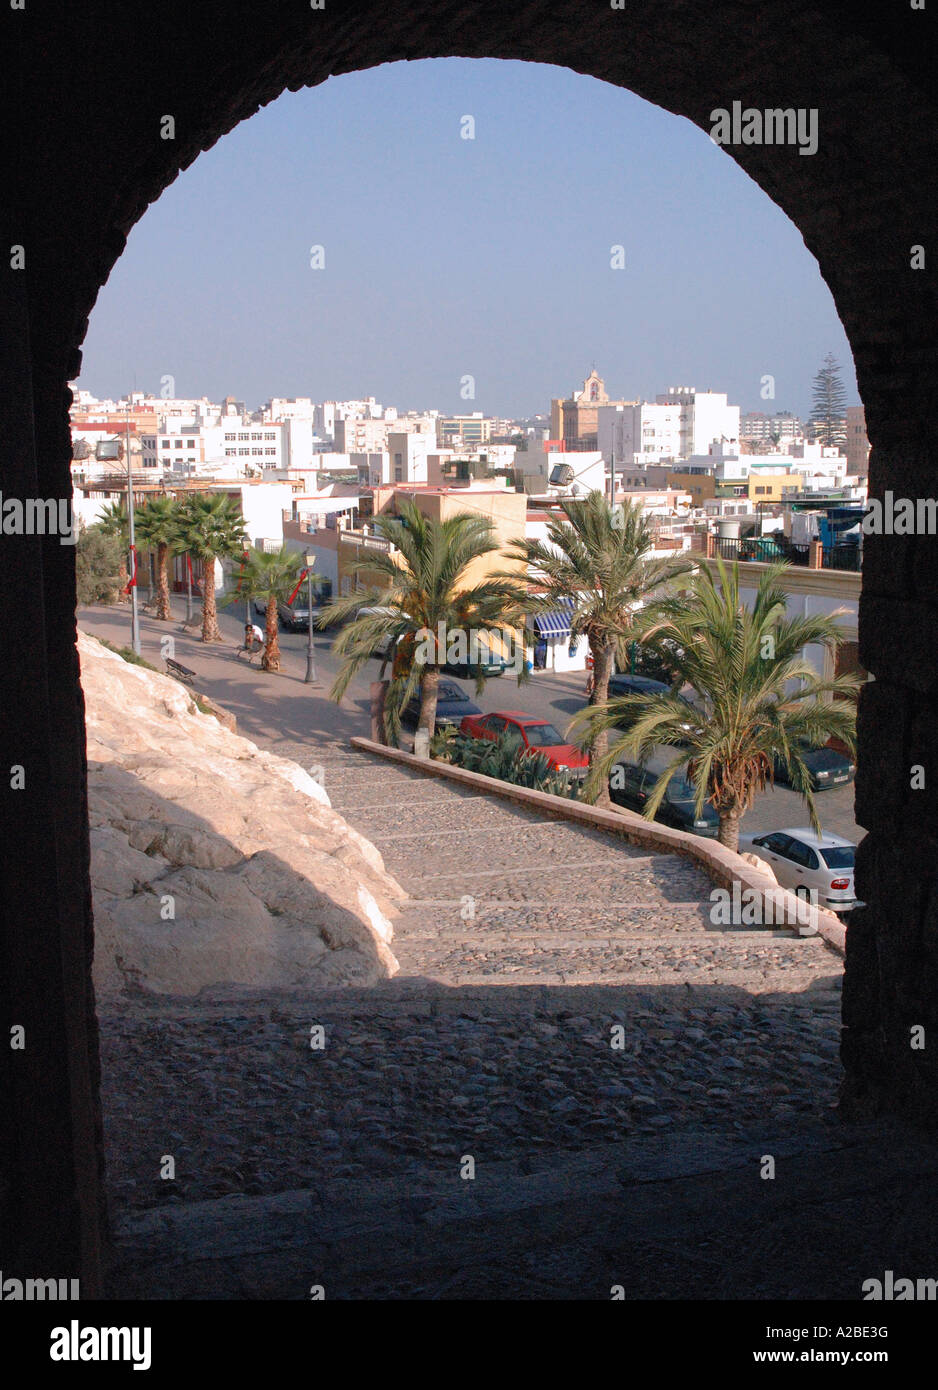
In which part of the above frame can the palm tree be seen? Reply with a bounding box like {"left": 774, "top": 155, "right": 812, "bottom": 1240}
{"left": 173, "top": 493, "right": 246, "bottom": 643}
{"left": 318, "top": 499, "right": 530, "bottom": 741}
{"left": 572, "top": 557, "right": 860, "bottom": 851}
{"left": 224, "top": 545, "right": 310, "bottom": 671}
{"left": 134, "top": 495, "right": 180, "bottom": 621}
{"left": 500, "top": 491, "right": 693, "bottom": 807}
{"left": 96, "top": 500, "right": 130, "bottom": 601}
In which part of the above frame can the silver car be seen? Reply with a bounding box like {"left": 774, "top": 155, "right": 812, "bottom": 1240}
{"left": 739, "top": 827, "right": 861, "bottom": 914}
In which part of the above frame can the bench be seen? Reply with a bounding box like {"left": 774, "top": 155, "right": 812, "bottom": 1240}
{"left": 165, "top": 657, "right": 197, "bottom": 687}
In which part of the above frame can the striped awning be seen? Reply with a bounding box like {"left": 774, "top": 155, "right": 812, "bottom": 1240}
{"left": 533, "top": 598, "right": 575, "bottom": 637}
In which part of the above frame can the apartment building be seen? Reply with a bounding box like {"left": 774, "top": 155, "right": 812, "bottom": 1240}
{"left": 598, "top": 388, "right": 740, "bottom": 468}
{"left": 845, "top": 404, "right": 870, "bottom": 477}
{"left": 740, "top": 410, "right": 804, "bottom": 444}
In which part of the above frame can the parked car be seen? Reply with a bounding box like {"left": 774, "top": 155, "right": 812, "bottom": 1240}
{"left": 608, "top": 673, "right": 671, "bottom": 699}
{"left": 400, "top": 680, "right": 481, "bottom": 732}
{"left": 772, "top": 743, "right": 855, "bottom": 791}
{"left": 459, "top": 710, "right": 589, "bottom": 777}
{"left": 356, "top": 605, "right": 397, "bottom": 657}
{"left": 607, "top": 673, "right": 699, "bottom": 740}
{"left": 608, "top": 751, "right": 720, "bottom": 837}
{"left": 442, "top": 653, "right": 508, "bottom": 679}
{"left": 739, "top": 828, "right": 860, "bottom": 913}
{"left": 277, "top": 600, "right": 313, "bottom": 631}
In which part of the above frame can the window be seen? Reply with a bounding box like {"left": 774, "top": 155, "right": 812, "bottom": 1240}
{"left": 238, "top": 433, "right": 249, "bottom": 441}
{"left": 264, "top": 448, "right": 276, "bottom": 456}
{"left": 162, "top": 440, "right": 170, "bottom": 449}
{"left": 224, "top": 433, "right": 236, "bottom": 442}
{"left": 251, "top": 433, "right": 262, "bottom": 441}
{"left": 225, "top": 449, "right": 236, "bottom": 457}
{"left": 251, "top": 448, "right": 263, "bottom": 455}
{"left": 819, "top": 845, "right": 854, "bottom": 870}
{"left": 187, "top": 440, "right": 195, "bottom": 449}
{"left": 264, "top": 433, "right": 275, "bottom": 441}
{"left": 786, "top": 839, "right": 819, "bottom": 871}
{"left": 238, "top": 448, "right": 249, "bottom": 456}
{"left": 757, "top": 833, "right": 794, "bottom": 857}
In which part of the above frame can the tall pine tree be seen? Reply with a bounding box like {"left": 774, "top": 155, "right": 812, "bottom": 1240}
{"left": 809, "top": 353, "right": 847, "bottom": 447}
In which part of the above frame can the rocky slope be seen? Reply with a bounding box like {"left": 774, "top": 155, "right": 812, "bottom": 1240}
{"left": 79, "top": 632, "right": 402, "bottom": 995}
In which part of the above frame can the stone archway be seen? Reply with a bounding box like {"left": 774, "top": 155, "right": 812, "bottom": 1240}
{"left": 2, "top": 0, "right": 935, "bottom": 1293}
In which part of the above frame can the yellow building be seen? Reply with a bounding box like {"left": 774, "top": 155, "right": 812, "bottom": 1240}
{"left": 338, "top": 485, "right": 528, "bottom": 597}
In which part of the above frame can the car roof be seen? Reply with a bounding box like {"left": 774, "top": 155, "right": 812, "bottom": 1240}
{"left": 776, "top": 828, "right": 856, "bottom": 848}
{"left": 610, "top": 674, "right": 668, "bottom": 689}
{"left": 489, "top": 711, "right": 552, "bottom": 724}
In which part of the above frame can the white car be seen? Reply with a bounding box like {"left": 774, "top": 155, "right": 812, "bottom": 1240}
{"left": 739, "top": 828, "right": 861, "bottom": 915}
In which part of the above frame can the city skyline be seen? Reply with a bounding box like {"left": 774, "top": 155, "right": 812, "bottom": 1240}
{"left": 76, "top": 57, "right": 860, "bottom": 422}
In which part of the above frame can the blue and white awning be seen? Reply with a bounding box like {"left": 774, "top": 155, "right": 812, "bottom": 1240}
{"left": 533, "top": 598, "right": 575, "bottom": 637}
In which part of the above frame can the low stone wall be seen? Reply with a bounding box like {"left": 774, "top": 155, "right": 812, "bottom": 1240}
{"left": 350, "top": 738, "right": 847, "bottom": 958}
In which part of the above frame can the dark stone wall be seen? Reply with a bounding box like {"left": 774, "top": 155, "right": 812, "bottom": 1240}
{"left": 1, "top": 0, "right": 935, "bottom": 1286}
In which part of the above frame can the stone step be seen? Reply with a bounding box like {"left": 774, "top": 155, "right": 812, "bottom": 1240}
{"left": 402, "top": 861, "right": 708, "bottom": 902}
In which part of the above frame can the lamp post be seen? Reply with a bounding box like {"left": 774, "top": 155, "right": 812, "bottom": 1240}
{"left": 304, "top": 554, "right": 319, "bottom": 685}
{"left": 125, "top": 405, "right": 141, "bottom": 656}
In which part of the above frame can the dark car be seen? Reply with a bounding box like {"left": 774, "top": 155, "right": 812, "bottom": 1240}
{"left": 773, "top": 743, "right": 856, "bottom": 791}
{"left": 607, "top": 673, "right": 699, "bottom": 740}
{"left": 609, "top": 753, "right": 719, "bottom": 837}
{"left": 608, "top": 674, "right": 671, "bottom": 699}
{"left": 442, "top": 654, "right": 508, "bottom": 679}
{"left": 277, "top": 600, "right": 313, "bottom": 631}
{"left": 401, "top": 680, "right": 482, "bottom": 732}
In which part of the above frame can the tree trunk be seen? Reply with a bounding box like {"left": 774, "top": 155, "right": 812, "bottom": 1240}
{"left": 154, "top": 542, "right": 171, "bottom": 620}
{"left": 588, "top": 640, "right": 614, "bottom": 808}
{"left": 718, "top": 810, "right": 741, "bottom": 852}
{"left": 200, "top": 557, "right": 222, "bottom": 642}
{"left": 418, "top": 664, "right": 441, "bottom": 740}
{"left": 262, "top": 593, "right": 281, "bottom": 671}
{"left": 370, "top": 680, "right": 389, "bottom": 744}
{"left": 117, "top": 558, "right": 130, "bottom": 603}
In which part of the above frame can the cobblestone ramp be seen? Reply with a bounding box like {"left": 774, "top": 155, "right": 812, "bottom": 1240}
{"left": 319, "top": 748, "right": 837, "bottom": 989}
{"left": 104, "top": 745, "right": 849, "bottom": 1298}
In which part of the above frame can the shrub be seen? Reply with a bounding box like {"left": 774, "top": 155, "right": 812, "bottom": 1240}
{"left": 97, "top": 637, "right": 159, "bottom": 671}
{"left": 436, "top": 730, "right": 579, "bottom": 798}
{"left": 75, "top": 527, "right": 124, "bottom": 605}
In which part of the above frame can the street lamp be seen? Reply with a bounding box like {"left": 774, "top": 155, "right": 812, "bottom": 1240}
{"left": 304, "top": 554, "right": 320, "bottom": 685}
{"left": 124, "top": 405, "right": 141, "bottom": 656}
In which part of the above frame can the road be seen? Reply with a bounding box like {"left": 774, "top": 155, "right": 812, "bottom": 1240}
{"left": 77, "top": 595, "right": 863, "bottom": 844}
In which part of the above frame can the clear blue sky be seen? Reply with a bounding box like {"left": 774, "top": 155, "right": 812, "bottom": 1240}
{"left": 78, "top": 58, "right": 860, "bottom": 422}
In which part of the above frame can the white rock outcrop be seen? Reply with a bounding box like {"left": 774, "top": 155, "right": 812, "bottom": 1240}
{"left": 79, "top": 632, "right": 402, "bottom": 995}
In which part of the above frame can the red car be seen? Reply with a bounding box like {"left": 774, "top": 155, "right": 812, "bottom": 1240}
{"left": 459, "top": 710, "right": 589, "bottom": 776}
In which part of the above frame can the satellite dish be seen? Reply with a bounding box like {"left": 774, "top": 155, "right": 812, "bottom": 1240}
{"left": 570, "top": 483, "right": 580, "bottom": 495}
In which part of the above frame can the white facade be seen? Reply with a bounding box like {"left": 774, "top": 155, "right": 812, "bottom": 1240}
{"left": 387, "top": 431, "right": 431, "bottom": 484}
{"left": 598, "top": 389, "right": 739, "bottom": 468}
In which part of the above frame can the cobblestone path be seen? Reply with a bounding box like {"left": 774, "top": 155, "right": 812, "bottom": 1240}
{"left": 102, "top": 745, "right": 854, "bottom": 1299}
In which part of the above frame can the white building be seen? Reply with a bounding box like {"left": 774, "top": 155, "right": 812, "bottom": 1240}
{"left": 598, "top": 388, "right": 740, "bottom": 468}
